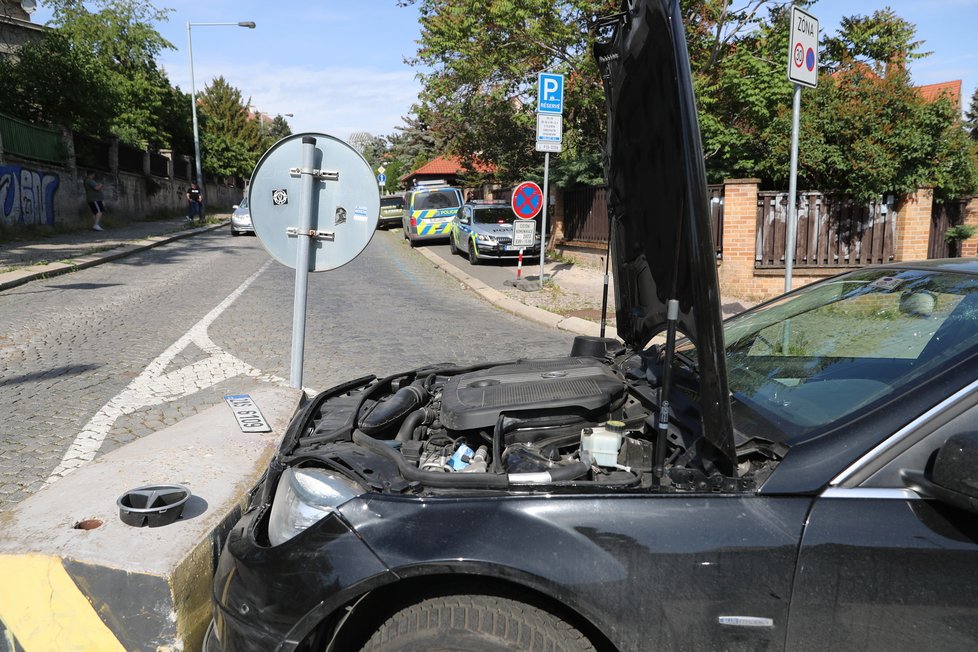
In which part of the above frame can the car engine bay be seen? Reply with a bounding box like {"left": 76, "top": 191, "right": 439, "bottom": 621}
{"left": 271, "top": 336, "right": 782, "bottom": 498}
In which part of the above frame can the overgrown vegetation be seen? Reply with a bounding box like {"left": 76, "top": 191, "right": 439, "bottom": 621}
{"left": 0, "top": 0, "right": 291, "bottom": 181}
{"left": 386, "top": 0, "right": 977, "bottom": 201}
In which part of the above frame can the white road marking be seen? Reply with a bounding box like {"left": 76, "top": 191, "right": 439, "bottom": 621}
{"left": 46, "top": 260, "right": 289, "bottom": 484}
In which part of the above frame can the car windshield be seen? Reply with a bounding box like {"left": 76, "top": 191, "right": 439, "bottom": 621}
{"left": 414, "top": 190, "right": 460, "bottom": 210}
{"left": 239, "top": 197, "right": 249, "bottom": 209}
{"left": 473, "top": 207, "right": 519, "bottom": 224}
{"left": 680, "top": 268, "right": 978, "bottom": 443}
{"left": 381, "top": 197, "right": 404, "bottom": 208}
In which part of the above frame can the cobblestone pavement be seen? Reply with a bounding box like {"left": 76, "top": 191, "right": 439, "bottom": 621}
{"left": 0, "top": 227, "right": 575, "bottom": 512}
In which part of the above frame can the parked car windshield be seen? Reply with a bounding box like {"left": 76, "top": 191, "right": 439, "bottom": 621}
{"left": 414, "top": 190, "right": 460, "bottom": 210}
{"left": 473, "top": 207, "right": 518, "bottom": 224}
{"left": 681, "top": 268, "right": 978, "bottom": 443}
{"left": 381, "top": 196, "right": 404, "bottom": 209}
{"left": 238, "top": 196, "right": 249, "bottom": 209}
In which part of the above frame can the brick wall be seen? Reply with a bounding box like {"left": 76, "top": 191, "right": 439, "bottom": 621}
{"left": 959, "top": 196, "right": 978, "bottom": 258}
{"left": 716, "top": 180, "right": 940, "bottom": 301}
{"left": 893, "top": 188, "right": 933, "bottom": 261}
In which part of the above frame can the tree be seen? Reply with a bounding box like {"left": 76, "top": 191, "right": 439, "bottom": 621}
{"left": 754, "top": 8, "right": 978, "bottom": 201}
{"left": 0, "top": 31, "right": 117, "bottom": 136}
{"left": 266, "top": 115, "right": 293, "bottom": 142}
{"left": 45, "top": 0, "right": 177, "bottom": 148}
{"left": 197, "top": 77, "right": 260, "bottom": 178}
{"left": 404, "top": 0, "right": 617, "bottom": 186}
{"left": 966, "top": 88, "right": 978, "bottom": 142}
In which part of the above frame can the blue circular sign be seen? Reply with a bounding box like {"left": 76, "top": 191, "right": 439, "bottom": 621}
{"left": 511, "top": 181, "right": 543, "bottom": 219}
{"left": 806, "top": 47, "right": 816, "bottom": 72}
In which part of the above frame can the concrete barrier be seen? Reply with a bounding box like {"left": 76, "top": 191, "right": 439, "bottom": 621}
{"left": 0, "top": 385, "right": 303, "bottom": 651}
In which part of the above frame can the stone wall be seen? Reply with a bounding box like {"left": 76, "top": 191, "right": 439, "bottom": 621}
{"left": 0, "top": 151, "right": 239, "bottom": 232}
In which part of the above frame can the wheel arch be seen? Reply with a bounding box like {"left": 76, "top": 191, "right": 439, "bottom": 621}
{"left": 310, "top": 570, "right": 620, "bottom": 652}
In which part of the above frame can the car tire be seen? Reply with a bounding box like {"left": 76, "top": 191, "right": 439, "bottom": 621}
{"left": 468, "top": 240, "right": 480, "bottom": 265}
{"left": 360, "top": 594, "right": 595, "bottom": 652}
{"left": 449, "top": 233, "right": 459, "bottom": 255}
{"left": 409, "top": 236, "right": 418, "bottom": 248}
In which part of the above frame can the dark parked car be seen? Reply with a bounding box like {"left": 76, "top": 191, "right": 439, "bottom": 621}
{"left": 207, "top": 2, "right": 978, "bottom": 651}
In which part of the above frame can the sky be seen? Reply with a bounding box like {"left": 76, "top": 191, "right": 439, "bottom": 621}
{"left": 30, "top": 1, "right": 978, "bottom": 143}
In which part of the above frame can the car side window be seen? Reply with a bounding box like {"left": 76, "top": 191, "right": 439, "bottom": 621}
{"left": 859, "top": 399, "right": 978, "bottom": 488}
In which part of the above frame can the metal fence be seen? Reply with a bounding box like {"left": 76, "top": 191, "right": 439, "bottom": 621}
{"left": 149, "top": 152, "right": 169, "bottom": 177}
{"left": 118, "top": 142, "right": 143, "bottom": 174}
{"left": 755, "top": 191, "right": 894, "bottom": 269}
{"left": 561, "top": 185, "right": 609, "bottom": 244}
{"left": 0, "top": 112, "right": 65, "bottom": 164}
{"left": 73, "top": 133, "right": 111, "bottom": 171}
{"left": 560, "top": 184, "right": 725, "bottom": 257}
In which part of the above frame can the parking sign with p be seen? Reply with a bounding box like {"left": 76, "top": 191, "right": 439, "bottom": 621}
{"left": 537, "top": 73, "right": 564, "bottom": 114}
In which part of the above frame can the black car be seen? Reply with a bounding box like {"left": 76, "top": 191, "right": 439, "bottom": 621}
{"left": 207, "top": 2, "right": 978, "bottom": 651}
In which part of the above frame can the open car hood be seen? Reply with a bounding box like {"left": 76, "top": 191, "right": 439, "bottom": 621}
{"left": 596, "top": 0, "right": 735, "bottom": 464}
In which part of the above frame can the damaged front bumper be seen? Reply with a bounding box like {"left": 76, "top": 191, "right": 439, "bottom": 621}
{"left": 207, "top": 503, "right": 392, "bottom": 652}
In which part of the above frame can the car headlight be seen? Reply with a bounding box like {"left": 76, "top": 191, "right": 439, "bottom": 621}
{"left": 476, "top": 233, "right": 497, "bottom": 244}
{"left": 267, "top": 467, "right": 363, "bottom": 546}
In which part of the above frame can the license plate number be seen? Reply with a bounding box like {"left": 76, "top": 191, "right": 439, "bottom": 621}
{"left": 224, "top": 394, "right": 271, "bottom": 433}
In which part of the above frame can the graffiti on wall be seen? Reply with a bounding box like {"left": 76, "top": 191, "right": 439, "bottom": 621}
{"left": 0, "top": 165, "right": 60, "bottom": 226}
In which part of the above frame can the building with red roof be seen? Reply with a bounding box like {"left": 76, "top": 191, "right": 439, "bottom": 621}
{"left": 399, "top": 155, "right": 495, "bottom": 189}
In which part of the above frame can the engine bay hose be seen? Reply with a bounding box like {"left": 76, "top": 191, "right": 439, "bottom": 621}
{"left": 358, "top": 384, "right": 429, "bottom": 435}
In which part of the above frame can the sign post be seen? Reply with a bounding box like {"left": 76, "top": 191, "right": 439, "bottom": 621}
{"left": 248, "top": 133, "right": 380, "bottom": 388}
{"left": 785, "top": 6, "right": 818, "bottom": 292}
{"left": 535, "top": 72, "right": 564, "bottom": 289}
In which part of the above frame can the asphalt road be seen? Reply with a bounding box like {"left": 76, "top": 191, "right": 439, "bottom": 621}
{"left": 0, "top": 228, "right": 576, "bottom": 512}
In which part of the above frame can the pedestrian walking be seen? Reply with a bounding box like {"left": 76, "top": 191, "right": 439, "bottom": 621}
{"left": 84, "top": 171, "right": 105, "bottom": 231}
{"left": 186, "top": 182, "right": 203, "bottom": 222}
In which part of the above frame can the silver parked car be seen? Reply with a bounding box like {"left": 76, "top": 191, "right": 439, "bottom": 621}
{"left": 230, "top": 196, "right": 253, "bottom": 236}
{"left": 449, "top": 200, "right": 541, "bottom": 265}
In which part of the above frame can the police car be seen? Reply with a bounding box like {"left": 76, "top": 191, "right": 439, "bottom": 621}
{"left": 449, "top": 200, "right": 542, "bottom": 265}
{"left": 401, "top": 183, "right": 463, "bottom": 246}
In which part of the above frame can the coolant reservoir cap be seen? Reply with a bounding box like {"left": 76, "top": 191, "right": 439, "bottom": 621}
{"left": 607, "top": 420, "right": 626, "bottom": 433}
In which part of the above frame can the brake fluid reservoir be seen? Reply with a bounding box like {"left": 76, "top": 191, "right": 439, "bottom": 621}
{"left": 581, "top": 420, "right": 625, "bottom": 467}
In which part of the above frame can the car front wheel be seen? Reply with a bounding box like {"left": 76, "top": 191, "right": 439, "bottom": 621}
{"left": 468, "top": 240, "right": 480, "bottom": 265}
{"left": 360, "top": 594, "right": 595, "bottom": 652}
{"left": 449, "top": 232, "right": 460, "bottom": 255}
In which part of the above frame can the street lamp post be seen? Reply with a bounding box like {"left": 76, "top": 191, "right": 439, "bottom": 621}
{"left": 187, "top": 20, "right": 256, "bottom": 220}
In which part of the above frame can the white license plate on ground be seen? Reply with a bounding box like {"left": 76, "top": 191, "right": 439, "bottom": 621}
{"left": 224, "top": 394, "right": 271, "bottom": 433}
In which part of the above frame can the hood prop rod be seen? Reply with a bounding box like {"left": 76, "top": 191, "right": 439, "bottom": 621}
{"left": 599, "top": 235, "right": 612, "bottom": 338}
{"left": 653, "top": 299, "right": 680, "bottom": 481}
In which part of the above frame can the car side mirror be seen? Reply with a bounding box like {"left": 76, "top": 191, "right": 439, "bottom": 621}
{"left": 460, "top": 217, "right": 470, "bottom": 225}
{"left": 902, "top": 431, "right": 978, "bottom": 513}
{"left": 232, "top": 205, "right": 239, "bottom": 210}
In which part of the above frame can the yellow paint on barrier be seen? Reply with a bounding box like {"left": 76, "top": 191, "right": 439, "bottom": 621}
{"left": 0, "top": 554, "right": 125, "bottom": 652}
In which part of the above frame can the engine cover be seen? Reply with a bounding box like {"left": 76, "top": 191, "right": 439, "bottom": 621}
{"left": 439, "top": 357, "right": 626, "bottom": 430}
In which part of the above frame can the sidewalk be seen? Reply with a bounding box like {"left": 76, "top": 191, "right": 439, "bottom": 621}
{"left": 0, "top": 217, "right": 227, "bottom": 291}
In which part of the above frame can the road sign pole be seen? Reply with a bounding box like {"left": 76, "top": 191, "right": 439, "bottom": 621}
{"left": 785, "top": 83, "right": 801, "bottom": 293}
{"left": 539, "top": 152, "right": 550, "bottom": 285}
{"left": 290, "top": 135, "right": 317, "bottom": 388}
